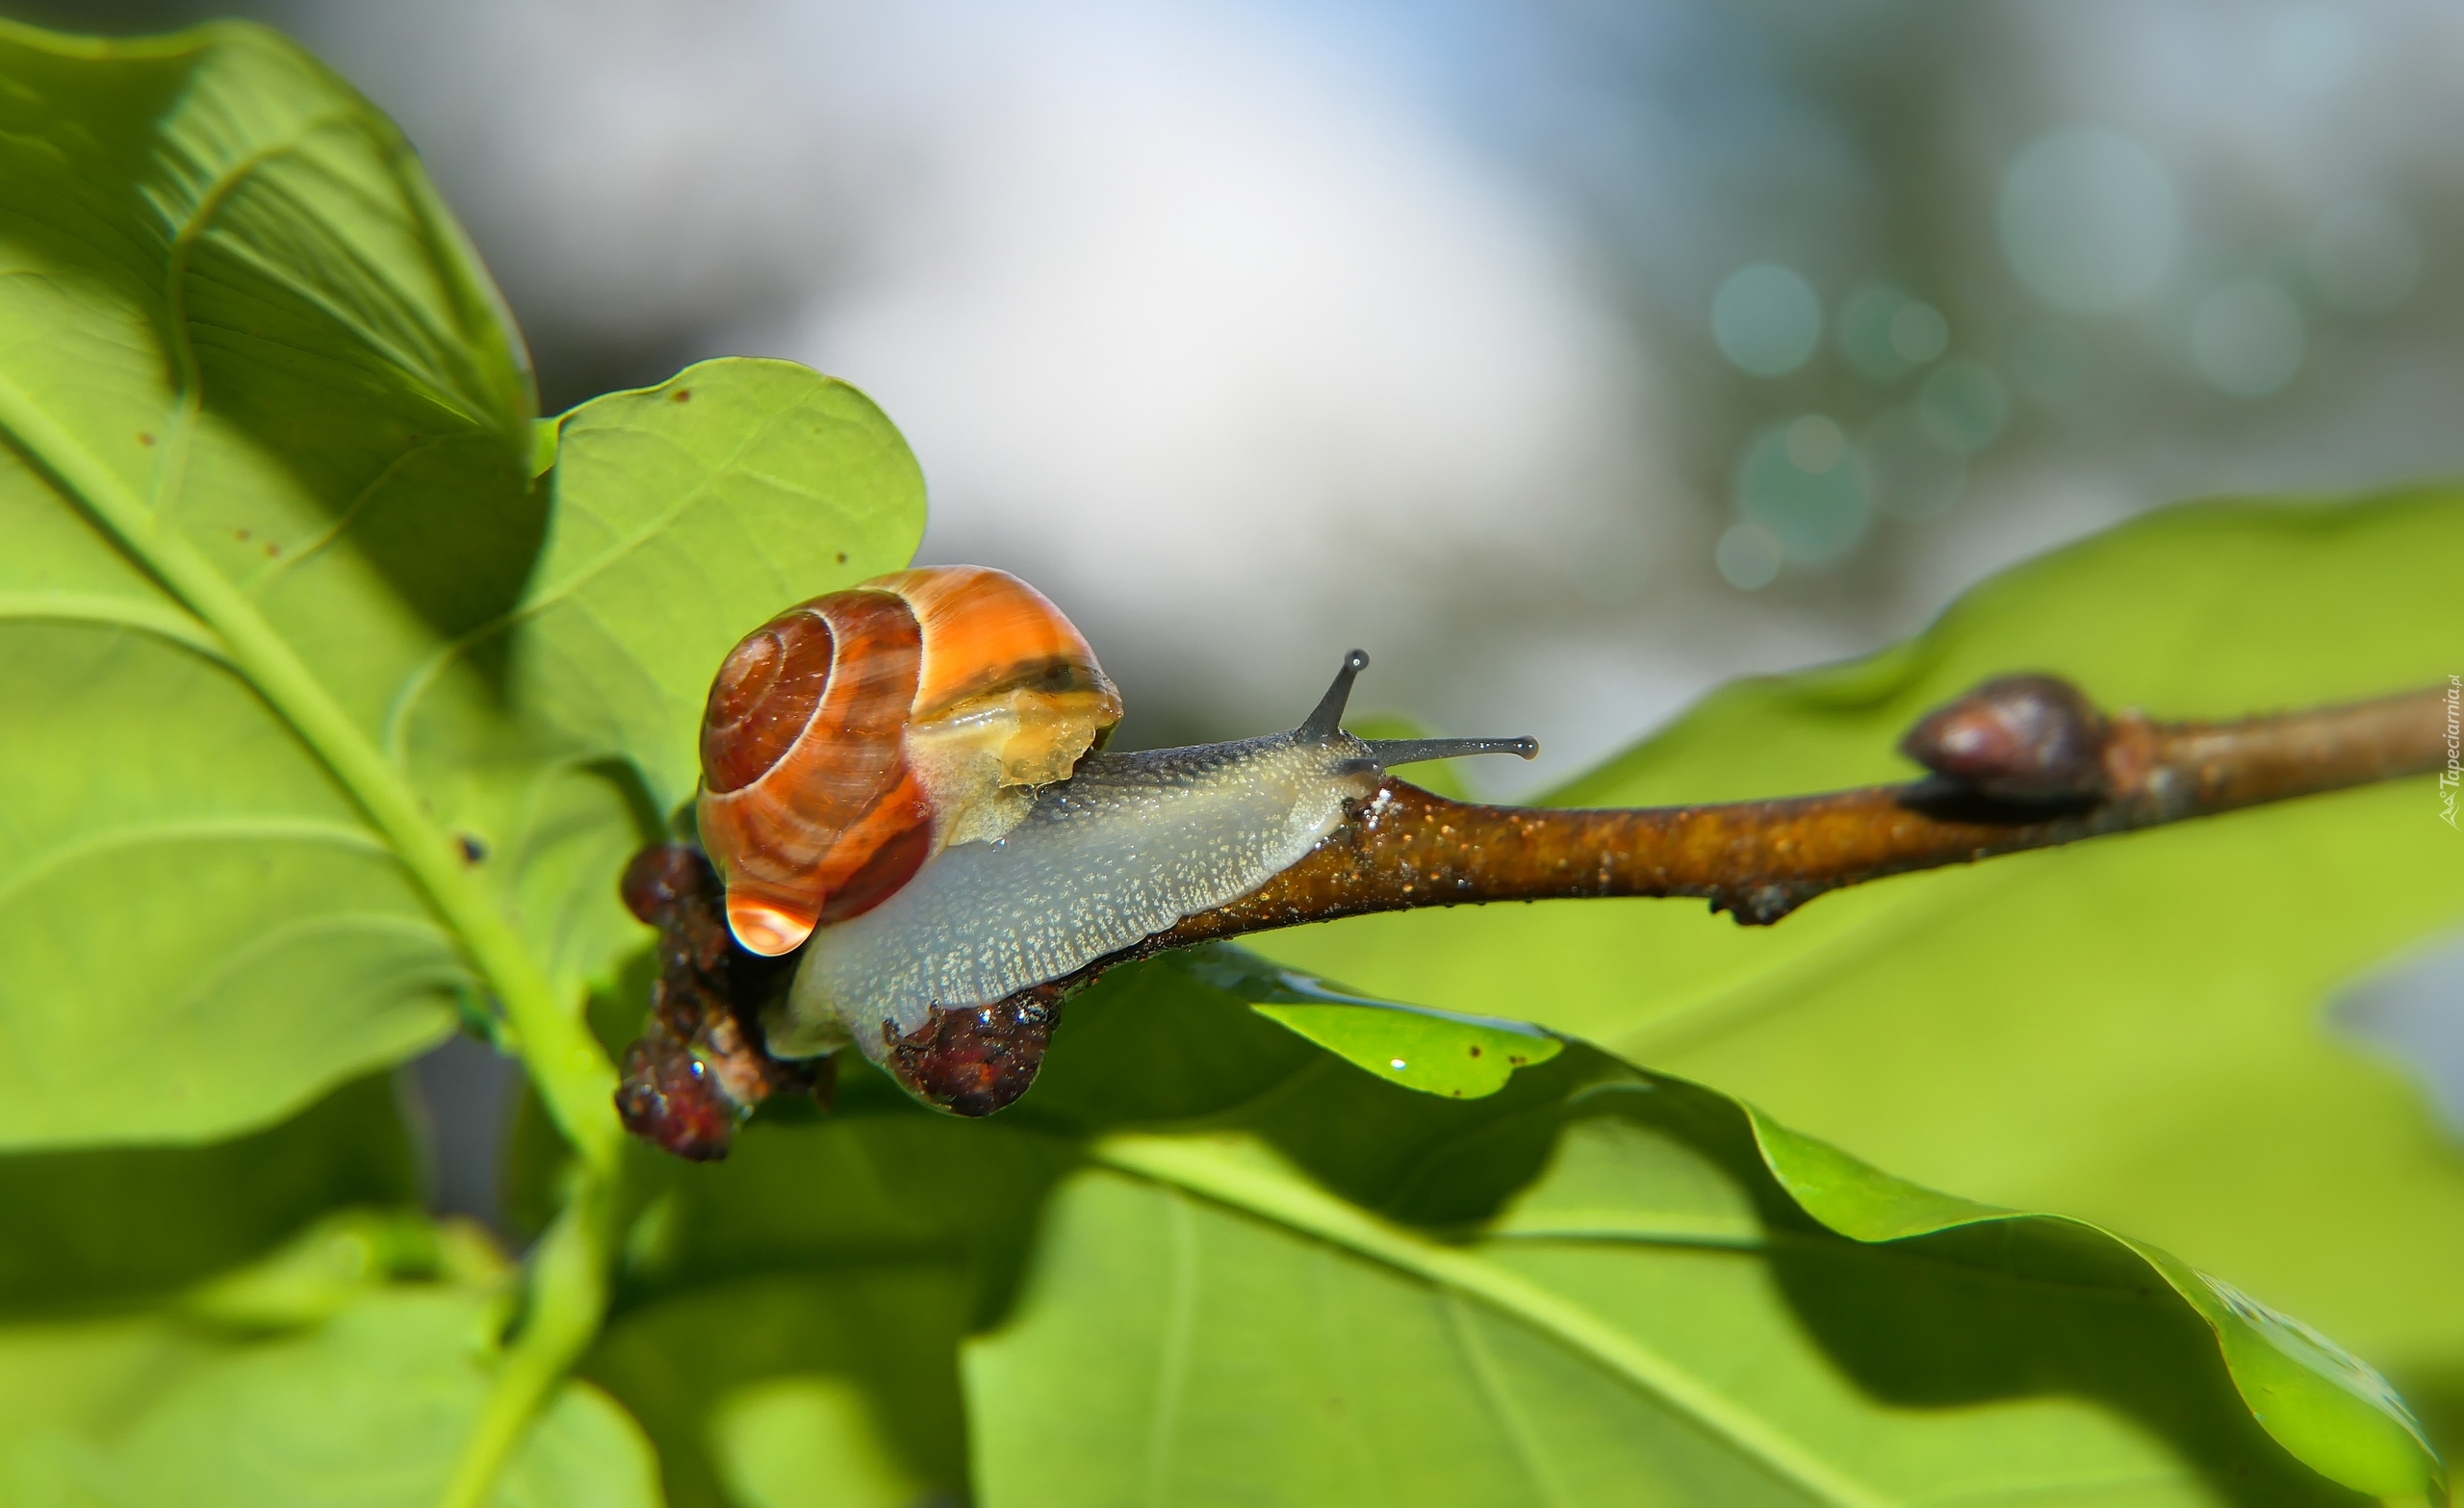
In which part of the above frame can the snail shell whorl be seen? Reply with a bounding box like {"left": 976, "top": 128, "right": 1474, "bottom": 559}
{"left": 696, "top": 566, "right": 1122, "bottom": 956}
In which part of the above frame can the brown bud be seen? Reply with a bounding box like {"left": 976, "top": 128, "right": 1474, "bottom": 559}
{"left": 621, "top": 843, "right": 711, "bottom": 928}
{"left": 614, "top": 841, "right": 827, "bottom": 1161}
{"left": 879, "top": 985, "right": 1065, "bottom": 1117}
{"left": 1901, "top": 674, "right": 2112, "bottom": 802}
{"left": 616, "top": 1032, "right": 741, "bottom": 1162}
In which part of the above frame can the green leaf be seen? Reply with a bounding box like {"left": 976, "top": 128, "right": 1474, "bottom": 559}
{"left": 1182, "top": 948, "right": 1562, "bottom": 1099}
{"left": 0, "top": 1188, "right": 654, "bottom": 1508}
{"left": 1010, "top": 955, "right": 2442, "bottom": 1501}
{"left": 0, "top": 1084, "right": 435, "bottom": 1493}
{"left": 589, "top": 1272, "right": 975, "bottom": 1508}
{"left": 1250, "top": 489, "right": 2464, "bottom": 1385}
{"left": 0, "top": 1077, "right": 416, "bottom": 1316}
{"left": 100, "top": 1288, "right": 658, "bottom": 1507}
{"left": 515, "top": 358, "right": 927, "bottom": 816}
{"left": 0, "top": 1200, "right": 645, "bottom": 1508}
{"left": 707, "top": 1374, "right": 930, "bottom": 1508}
{"left": 1743, "top": 1111, "right": 2437, "bottom": 1499}
{"left": 0, "top": 21, "right": 924, "bottom": 1148}
{"left": 609, "top": 951, "right": 2428, "bottom": 1504}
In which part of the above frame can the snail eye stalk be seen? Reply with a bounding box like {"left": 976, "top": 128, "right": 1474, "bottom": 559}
{"left": 1295, "top": 650, "right": 1538, "bottom": 766}
{"left": 1297, "top": 650, "right": 1371, "bottom": 742}
{"left": 1364, "top": 736, "right": 1538, "bottom": 767}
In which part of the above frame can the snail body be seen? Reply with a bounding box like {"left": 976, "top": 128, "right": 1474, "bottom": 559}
{"left": 692, "top": 567, "right": 1533, "bottom": 1094}
{"left": 772, "top": 726, "right": 1382, "bottom": 1055}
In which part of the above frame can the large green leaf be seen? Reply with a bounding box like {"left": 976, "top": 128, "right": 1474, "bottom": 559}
{"left": 0, "top": 1187, "right": 655, "bottom": 1505}
{"left": 1, "top": 1281, "right": 660, "bottom": 1508}
{"left": 553, "top": 1057, "right": 1076, "bottom": 1508}
{"left": 0, "top": 21, "right": 924, "bottom": 1147}
{"left": 1252, "top": 490, "right": 2464, "bottom": 1383}
{"left": 584, "top": 950, "right": 2432, "bottom": 1505}
{"left": 589, "top": 1272, "right": 976, "bottom": 1508}
{"left": 95, "top": 1287, "right": 657, "bottom": 1508}
{"left": 0, "top": 1076, "right": 415, "bottom": 1316}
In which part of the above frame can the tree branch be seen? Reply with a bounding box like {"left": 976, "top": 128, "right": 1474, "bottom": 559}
{"left": 615, "top": 674, "right": 2455, "bottom": 1151}
{"left": 1163, "top": 676, "right": 2452, "bottom": 937}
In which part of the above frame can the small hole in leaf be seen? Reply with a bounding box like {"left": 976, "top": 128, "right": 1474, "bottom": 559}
{"left": 836, "top": 551, "right": 849, "bottom": 565}
{"left": 673, "top": 388, "right": 693, "bottom": 402}
{"left": 1468, "top": 1045, "right": 1481, "bottom": 1057}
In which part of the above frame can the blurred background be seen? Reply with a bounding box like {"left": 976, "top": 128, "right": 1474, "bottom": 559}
{"left": 21, "top": 0, "right": 2464, "bottom": 780}
{"left": 14, "top": 0, "right": 2464, "bottom": 1216}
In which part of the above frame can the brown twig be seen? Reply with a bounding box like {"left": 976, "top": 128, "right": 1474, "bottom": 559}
{"left": 1159, "top": 676, "right": 2451, "bottom": 937}
{"left": 615, "top": 674, "right": 2453, "bottom": 1152}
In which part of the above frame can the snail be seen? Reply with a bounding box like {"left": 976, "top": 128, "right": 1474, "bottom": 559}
{"left": 692, "top": 565, "right": 1536, "bottom": 1086}
{"left": 618, "top": 565, "right": 2457, "bottom": 1154}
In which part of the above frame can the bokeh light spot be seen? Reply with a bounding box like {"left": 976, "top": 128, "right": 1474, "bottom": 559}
{"left": 1838, "top": 285, "right": 1911, "bottom": 379}
{"left": 1999, "top": 126, "right": 2180, "bottom": 313}
{"left": 1784, "top": 414, "right": 1847, "bottom": 472}
{"left": 2308, "top": 198, "right": 2421, "bottom": 316}
{"left": 1917, "top": 360, "right": 2008, "bottom": 451}
{"left": 1737, "top": 418, "right": 1871, "bottom": 565}
{"left": 1836, "top": 285, "right": 1948, "bottom": 381}
{"left": 1715, "top": 523, "right": 1784, "bottom": 590}
{"left": 1860, "top": 408, "right": 1967, "bottom": 522}
{"left": 1888, "top": 302, "right": 1949, "bottom": 364}
{"left": 2191, "top": 279, "right": 2305, "bottom": 397}
{"left": 1713, "top": 263, "right": 1822, "bottom": 376}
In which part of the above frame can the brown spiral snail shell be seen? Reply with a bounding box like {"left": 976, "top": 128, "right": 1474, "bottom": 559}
{"left": 696, "top": 566, "right": 1123, "bottom": 956}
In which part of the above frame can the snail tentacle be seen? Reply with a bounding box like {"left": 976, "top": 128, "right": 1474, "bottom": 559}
{"left": 1298, "top": 650, "right": 1371, "bottom": 741}
{"left": 1364, "top": 735, "right": 1540, "bottom": 766}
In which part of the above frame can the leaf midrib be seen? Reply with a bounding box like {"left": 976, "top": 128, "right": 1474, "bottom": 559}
{"left": 1093, "top": 1132, "right": 1894, "bottom": 1508}
{"left": 0, "top": 365, "right": 620, "bottom": 1170}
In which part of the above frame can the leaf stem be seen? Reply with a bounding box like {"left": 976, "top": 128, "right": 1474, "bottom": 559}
{"left": 0, "top": 372, "right": 623, "bottom": 1172}
{"left": 436, "top": 1170, "right": 617, "bottom": 1508}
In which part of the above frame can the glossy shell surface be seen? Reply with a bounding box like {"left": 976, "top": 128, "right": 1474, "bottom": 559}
{"left": 696, "top": 566, "right": 1121, "bottom": 955}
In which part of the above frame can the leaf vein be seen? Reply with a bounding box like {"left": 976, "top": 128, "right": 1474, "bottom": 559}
{"left": 0, "top": 591, "right": 230, "bottom": 663}
{"left": 379, "top": 396, "right": 795, "bottom": 763}
{"left": 1095, "top": 1135, "right": 1891, "bottom": 1508}
{"left": 0, "top": 813, "right": 393, "bottom": 915}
